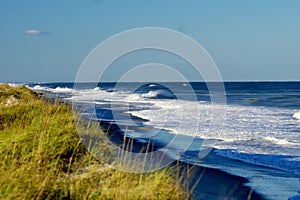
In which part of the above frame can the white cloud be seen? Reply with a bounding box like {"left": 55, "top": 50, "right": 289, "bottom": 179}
{"left": 25, "top": 29, "right": 51, "bottom": 35}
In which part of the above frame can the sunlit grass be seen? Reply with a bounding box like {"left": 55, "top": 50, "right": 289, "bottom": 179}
{"left": 0, "top": 84, "right": 186, "bottom": 200}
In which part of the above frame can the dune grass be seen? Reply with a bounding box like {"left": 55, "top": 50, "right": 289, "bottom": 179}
{"left": 0, "top": 84, "right": 186, "bottom": 200}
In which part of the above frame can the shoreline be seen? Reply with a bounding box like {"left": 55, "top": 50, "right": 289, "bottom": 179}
{"left": 93, "top": 111, "right": 266, "bottom": 199}
{"left": 39, "top": 86, "right": 267, "bottom": 199}
{"left": 1, "top": 84, "right": 273, "bottom": 199}
{"left": 4, "top": 81, "right": 300, "bottom": 199}
{"left": 178, "top": 162, "right": 264, "bottom": 200}
{"left": 0, "top": 84, "right": 186, "bottom": 199}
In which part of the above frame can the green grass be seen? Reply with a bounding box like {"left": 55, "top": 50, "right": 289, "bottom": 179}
{"left": 0, "top": 84, "right": 187, "bottom": 200}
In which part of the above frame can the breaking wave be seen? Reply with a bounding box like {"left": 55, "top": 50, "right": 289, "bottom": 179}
{"left": 293, "top": 111, "right": 300, "bottom": 120}
{"left": 141, "top": 90, "right": 176, "bottom": 99}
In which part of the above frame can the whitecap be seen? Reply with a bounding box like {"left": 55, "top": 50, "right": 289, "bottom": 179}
{"left": 31, "top": 85, "right": 49, "bottom": 91}
{"left": 141, "top": 90, "right": 175, "bottom": 99}
{"left": 8, "top": 83, "right": 21, "bottom": 87}
{"left": 263, "top": 136, "right": 290, "bottom": 145}
{"left": 49, "top": 87, "right": 73, "bottom": 93}
{"left": 293, "top": 111, "right": 300, "bottom": 120}
{"left": 93, "top": 87, "right": 101, "bottom": 91}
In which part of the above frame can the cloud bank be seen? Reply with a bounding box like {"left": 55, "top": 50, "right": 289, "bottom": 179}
{"left": 24, "top": 29, "right": 51, "bottom": 36}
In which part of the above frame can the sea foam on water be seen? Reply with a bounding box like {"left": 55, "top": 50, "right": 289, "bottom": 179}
{"left": 293, "top": 111, "right": 300, "bottom": 120}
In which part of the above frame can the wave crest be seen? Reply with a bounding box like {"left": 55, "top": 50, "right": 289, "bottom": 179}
{"left": 141, "top": 90, "right": 176, "bottom": 99}
{"left": 293, "top": 111, "right": 300, "bottom": 120}
{"left": 29, "top": 85, "right": 73, "bottom": 93}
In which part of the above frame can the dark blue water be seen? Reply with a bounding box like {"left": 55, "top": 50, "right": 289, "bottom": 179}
{"left": 27, "top": 82, "right": 300, "bottom": 108}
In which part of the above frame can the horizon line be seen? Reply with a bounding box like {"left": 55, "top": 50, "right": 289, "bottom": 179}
{"left": 2, "top": 80, "right": 300, "bottom": 84}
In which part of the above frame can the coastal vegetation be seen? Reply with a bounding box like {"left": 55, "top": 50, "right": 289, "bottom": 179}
{"left": 0, "top": 84, "right": 186, "bottom": 200}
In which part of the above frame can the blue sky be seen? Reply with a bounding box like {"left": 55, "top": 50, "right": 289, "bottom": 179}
{"left": 0, "top": 0, "right": 299, "bottom": 82}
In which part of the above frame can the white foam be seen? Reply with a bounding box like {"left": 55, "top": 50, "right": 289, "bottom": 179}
{"left": 8, "top": 83, "right": 21, "bottom": 87}
{"left": 70, "top": 88, "right": 127, "bottom": 102}
{"left": 141, "top": 90, "right": 175, "bottom": 99}
{"left": 293, "top": 111, "right": 300, "bottom": 120}
{"left": 93, "top": 87, "right": 101, "bottom": 91}
{"left": 31, "top": 85, "right": 49, "bottom": 91}
{"left": 41, "top": 86, "right": 300, "bottom": 176}
{"left": 263, "top": 136, "right": 291, "bottom": 145}
{"left": 49, "top": 87, "right": 73, "bottom": 93}
{"left": 28, "top": 85, "right": 73, "bottom": 93}
{"left": 130, "top": 98, "right": 300, "bottom": 175}
{"left": 40, "top": 85, "right": 300, "bottom": 200}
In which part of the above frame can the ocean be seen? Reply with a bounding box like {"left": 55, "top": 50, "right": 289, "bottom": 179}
{"left": 24, "top": 81, "right": 300, "bottom": 200}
